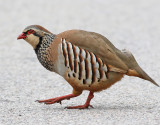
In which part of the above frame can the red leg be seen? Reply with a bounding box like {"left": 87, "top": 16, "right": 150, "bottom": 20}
{"left": 37, "top": 94, "right": 78, "bottom": 104}
{"left": 66, "top": 92, "right": 94, "bottom": 109}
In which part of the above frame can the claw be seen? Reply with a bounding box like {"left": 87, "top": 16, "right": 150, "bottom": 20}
{"left": 57, "top": 101, "right": 62, "bottom": 105}
{"left": 89, "top": 104, "right": 94, "bottom": 108}
{"left": 36, "top": 100, "right": 47, "bottom": 103}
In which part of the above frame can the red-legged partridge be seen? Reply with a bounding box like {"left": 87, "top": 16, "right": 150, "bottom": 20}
{"left": 17, "top": 25, "right": 159, "bottom": 109}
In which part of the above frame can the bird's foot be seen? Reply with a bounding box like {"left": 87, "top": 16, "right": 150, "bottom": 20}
{"left": 36, "top": 94, "right": 77, "bottom": 105}
{"left": 37, "top": 97, "right": 62, "bottom": 104}
{"left": 65, "top": 92, "right": 94, "bottom": 109}
{"left": 65, "top": 104, "right": 94, "bottom": 109}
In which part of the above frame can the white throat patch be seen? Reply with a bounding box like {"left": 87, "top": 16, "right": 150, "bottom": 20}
{"left": 25, "top": 34, "right": 39, "bottom": 49}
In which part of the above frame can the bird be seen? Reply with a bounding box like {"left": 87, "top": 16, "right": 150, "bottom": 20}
{"left": 17, "top": 25, "right": 159, "bottom": 109}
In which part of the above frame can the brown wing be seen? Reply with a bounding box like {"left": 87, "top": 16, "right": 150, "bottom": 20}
{"left": 56, "top": 30, "right": 129, "bottom": 72}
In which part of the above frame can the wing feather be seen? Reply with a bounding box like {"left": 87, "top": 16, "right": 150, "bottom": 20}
{"left": 56, "top": 30, "right": 128, "bottom": 72}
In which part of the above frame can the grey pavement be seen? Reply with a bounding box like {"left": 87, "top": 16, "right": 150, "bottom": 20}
{"left": 0, "top": 0, "right": 160, "bottom": 125}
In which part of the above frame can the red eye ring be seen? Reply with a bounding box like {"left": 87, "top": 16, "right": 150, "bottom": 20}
{"left": 27, "top": 30, "right": 35, "bottom": 35}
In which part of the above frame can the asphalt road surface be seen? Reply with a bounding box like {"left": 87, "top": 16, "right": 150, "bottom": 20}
{"left": 0, "top": 0, "right": 160, "bottom": 125}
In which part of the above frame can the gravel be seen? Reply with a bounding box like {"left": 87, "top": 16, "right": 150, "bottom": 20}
{"left": 0, "top": 0, "right": 160, "bottom": 125}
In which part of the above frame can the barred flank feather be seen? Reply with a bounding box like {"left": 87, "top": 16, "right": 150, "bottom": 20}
{"left": 61, "top": 39, "right": 110, "bottom": 85}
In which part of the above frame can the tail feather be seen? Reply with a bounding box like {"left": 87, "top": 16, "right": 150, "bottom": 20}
{"left": 120, "top": 49, "right": 159, "bottom": 87}
{"left": 126, "top": 67, "right": 159, "bottom": 87}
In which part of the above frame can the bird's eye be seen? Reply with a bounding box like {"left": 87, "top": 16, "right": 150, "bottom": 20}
{"left": 27, "top": 30, "right": 35, "bottom": 35}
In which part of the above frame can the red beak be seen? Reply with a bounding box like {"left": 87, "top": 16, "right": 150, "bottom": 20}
{"left": 17, "top": 33, "right": 27, "bottom": 39}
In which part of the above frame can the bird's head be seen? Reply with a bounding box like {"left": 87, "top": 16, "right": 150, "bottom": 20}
{"left": 17, "top": 25, "right": 52, "bottom": 49}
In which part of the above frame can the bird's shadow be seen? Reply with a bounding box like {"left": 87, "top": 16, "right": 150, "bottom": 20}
{"left": 94, "top": 105, "right": 151, "bottom": 111}
{"left": 39, "top": 104, "right": 157, "bottom": 112}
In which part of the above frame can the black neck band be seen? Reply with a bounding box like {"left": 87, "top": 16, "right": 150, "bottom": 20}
{"left": 35, "top": 37, "right": 43, "bottom": 54}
